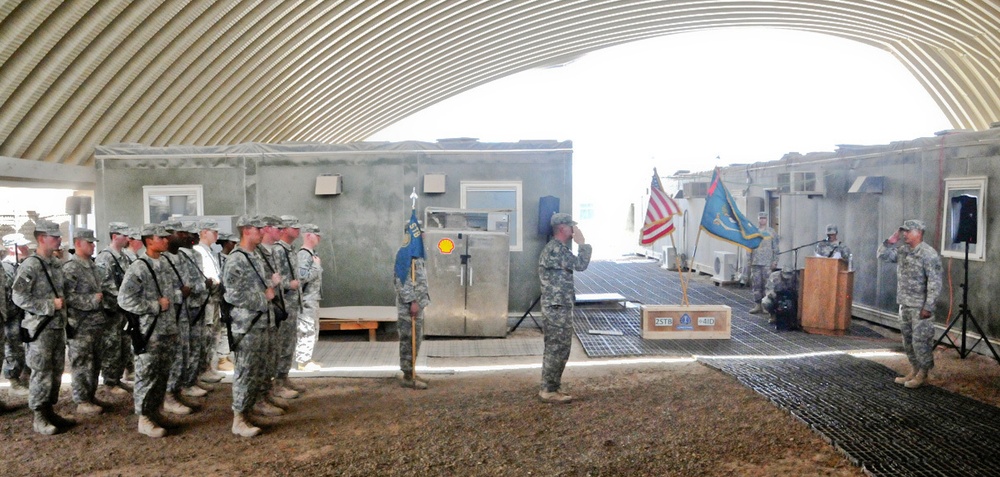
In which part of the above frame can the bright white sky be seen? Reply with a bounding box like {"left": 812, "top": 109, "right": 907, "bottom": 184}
{"left": 371, "top": 29, "right": 951, "bottom": 256}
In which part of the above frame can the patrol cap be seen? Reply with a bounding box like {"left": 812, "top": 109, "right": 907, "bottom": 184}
{"left": 900, "top": 219, "right": 926, "bottom": 231}
{"left": 550, "top": 213, "right": 576, "bottom": 227}
{"left": 181, "top": 221, "right": 199, "bottom": 234}
{"left": 74, "top": 228, "right": 98, "bottom": 243}
{"left": 35, "top": 220, "right": 61, "bottom": 237}
{"left": 127, "top": 228, "right": 141, "bottom": 240}
{"left": 141, "top": 224, "right": 171, "bottom": 237}
{"left": 162, "top": 219, "right": 183, "bottom": 232}
{"left": 260, "top": 215, "right": 283, "bottom": 228}
{"left": 758, "top": 212, "right": 768, "bottom": 219}
{"left": 825, "top": 224, "right": 838, "bottom": 235}
{"left": 236, "top": 215, "right": 263, "bottom": 228}
{"left": 217, "top": 232, "right": 237, "bottom": 243}
{"left": 280, "top": 215, "right": 301, "bottom": 229}
{"left": 2, "top": 233, "right": 30, "bottom": 247}
{"left": 197, "top": 219, "right": 219, "bottom": 231}
{"left": 108, "top": 222, "right": 130, "bottom": 235}
{"left": 301, "top": 223, "right": 321, "bottom": 235}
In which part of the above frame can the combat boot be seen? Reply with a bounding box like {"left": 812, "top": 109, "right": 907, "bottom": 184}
{"left": 33, "top": 410, "right": 57, "bottom": 435}
{"left": 75, "top": 401, "right": 103, "bottom": 415}
{"left": 894, "top": 367, "right": 918, "bottom": 384}
{"left": 45, "top": 406, "right": 77, "bottom": 428}
{"left": 538, "top": 390, "right": 572, "bottom": 404}
{"left": 252, "top": 399, "right": 285, "bottom": 417}
{"left": 282, "top": 377, "right": 306, "bottom": 394}
{"left": 400, "top": 376, "right": 428, "bottom": 390}
{"left": 162, "top": 393, "right": 193, "bottom": 415}
{"left": 217, "top": 356, "right": 235, "bottom": 371}
{"left": 271, "top": 381, "right": 300, "bottom": 400}
{"left": 232, "top": 411, "right": 261, "bottom": 437}
{"left": 905, "top": 369, "right": 928, "bottom": 389}
{"left": 749, "top": 304, "right": 763, "bottom": 314}
{"left": 137, "top": 415, "right": 166, "bottom": 438}
{"left": 265, "top": 393, "right": 289, "bottom": 410}
{"left": 104, "top": 383, "right": 131, "bottom": 396}
{"left": 199, "top": 368, "right": 224, "bottom": 384}
{"left": 181, "top": 385, "right": 208, "bottom": 397}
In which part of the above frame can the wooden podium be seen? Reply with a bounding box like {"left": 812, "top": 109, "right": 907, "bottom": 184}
{"left": 801, "top": 257, "right": 854, "bottom": 335}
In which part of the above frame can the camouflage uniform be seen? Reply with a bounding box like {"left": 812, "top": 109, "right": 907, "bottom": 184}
{"left": 815, "top": 240, "right": 852, "bottom": 262}
{"left": 255, "top": 243, "right": 281, "bottom": 395}
{"left": 119, "top": 251, "right": 180, "bottom": 416}
{"left": 63, "top": 251, "right": 114, "bottom": 404}
{"left": 2, "top": 260, "right": 26, "bottom": 383}
{"left": 395, "top": 257, "right": 430, "bottom": 378}
{"left": 761, "top": 269, "right": 798, "bottom": 313}
{"left": 538, "top": 238, "right": 592, "bottom": 393}
{"left": 95, "top": 244, "right": 132, "bottom": 387}
{"left": 223, "top": 246, "right": 274, "bottom": 413}
{"left": 295, "top": 245, "right": 323, "bottom": 364}
{"left": 749, "top": 225, "right": 779, "bottom": 304}
{"left": 273, "top": 240, "right": 300, "bottom": 379}
{"left": 170, "top": 247, "right": 208, "bottom": 391}
{"left": 878, "top": 238, "right": 943, "bottom": 371}
{"left": 12, "top": 254, "right": 66, "bottom": 412}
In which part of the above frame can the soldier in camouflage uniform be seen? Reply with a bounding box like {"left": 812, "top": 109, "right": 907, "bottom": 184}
{"left": 119, "top": 224, "right": 180, "bottom": 438}
{"left": 63, "top": 228, "right": 115, "bottom": 416}
{"left": 12, "top": 220, "right": 75, "bottom": 435}
{"left": 160, "top": 220, "right": 208, "bottom": 414}
{"left": 273, "top": 215, "right": 305, "bottom": 394}
{"left": 748, "top": 212, "right": 779, "bottom": 314}
{"left": 537, "top": 213, "right": 592, "bottom": 404}
{"left": 2, "top": 233, "right": 30, "bottom": 396}
{"left": 223, "top": 215, "right": 278, "bottom": 437}
{"left": 95, "top": 222, "right": 133, "bottom": 396}
{"left": 761, "top": 266, "right": 799, "bottom": 329}
{"left": 255, "top": 215, "right": 294, "bottom": 407}
{"left": 192, "top": 219, "right": 225, "bottom": 384}
{"left": 0, "top": 242, "right": 9, "bottom": 412}
{"left": 814, "top": 224, "right": 852, "bottom": 263}
{"left": 877, "top": 219, "right": 943, "bottom": 389}
{"left": 214, "top": 232, "right": 237, "bottom": 372}
{"left": 394, "top": 222, "right": 430, "bottom": 390}
{"left": 125, "top": 228, "right": 143, "bottom": 262}
{"left": 295, "top": 224, "right": 324, "bottom": 371}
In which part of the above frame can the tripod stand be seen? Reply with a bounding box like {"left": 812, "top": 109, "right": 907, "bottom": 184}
{"left": 934, "top": 241, "right": 1000, "bottom": 364}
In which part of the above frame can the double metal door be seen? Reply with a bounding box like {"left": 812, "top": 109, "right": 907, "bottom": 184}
{"left": 423, "top": 230, "right": 509, "bottom": 337}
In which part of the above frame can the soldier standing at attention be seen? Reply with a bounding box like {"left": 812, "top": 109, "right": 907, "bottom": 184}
{"left": 537, "top": 213, "right": 591, "bottom": 404}
{"left": 815, "top": 224, "right": 852, "bottom": 263}
{"left": 878, "top": 219, "right": 943, "bottom": 389}
{"left": 95, "top": 222, "right": 133, "bottom": 396}
{"left": 295, "top": 224, "right": 324, "bottom": 371}
{"left": 159, "top": 220, "right": 205, "bottom": 415}
{"left": 748, "top": 212, "right": 779, "bottom": 314}
{"left": 272, "top": 215, "right": 304, "bottom": 395}
{"left": 255, "top": 215, "right": 294, "bottom": 408}
{"left": 12, "top": 220, "right": 75, "bottom": 434}
{"left": 223, "top": 216, "right": 277, "bottom": 437}
{"left": 0, "top": 241, "right": 9, "bottom": 413}
{"left": 394, "top": 212, "right": 430, "bottom": 390}
{"left": 192, "top": 220, "right": 225, "bottom": 384}
{"left": 2, "top": 233, "right": 30, "bottom": 397}
{"left": 125, "top": 228, "right": 143, "bottom": 262}
{"left": 118, "top": 224, "right": 180, "bottom": 438}
{"left": 63, "top": 229, "right": 113, "bottom": 416}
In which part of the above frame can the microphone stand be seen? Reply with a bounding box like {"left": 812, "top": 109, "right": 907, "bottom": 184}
{"left": 778, "top": 239, "right": 825, "bottom": 270}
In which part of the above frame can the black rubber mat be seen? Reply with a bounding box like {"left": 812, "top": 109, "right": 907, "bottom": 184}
{"left": 573, "top": 259, "right": 894, "bottom": 358}
{"left": 703, "top": 354, "right": 1000, "bottom": 477}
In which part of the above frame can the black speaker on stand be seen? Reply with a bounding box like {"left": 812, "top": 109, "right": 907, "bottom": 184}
{"left": 935, "top": 195, "right": 1000, "bottom": 363}
{"left": 509, "top": 196, "right": 561, "bottom": 334}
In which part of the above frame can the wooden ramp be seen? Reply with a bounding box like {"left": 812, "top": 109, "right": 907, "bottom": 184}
{"left": 318, "top": 306, "right": 397, "bottom": 342}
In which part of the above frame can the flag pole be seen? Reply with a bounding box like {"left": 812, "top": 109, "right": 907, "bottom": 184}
{"left": 409, "top": 187, "right": 419, "bottom": 381}
{"left": 669, "top": 232, "right": 689, "bottom": 306}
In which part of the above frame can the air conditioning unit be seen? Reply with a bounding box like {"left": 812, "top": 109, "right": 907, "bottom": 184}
{"left": 661, "top": 246, "right": 678, "bottom": 270}
{"left": 682, "top": 181, "right": 710, "bottom": 198}
{"left": 777, "top": 171, "right": 825, "bottom": 197}
{"left": 712, "top": 252, "right": 738, "bottom": 284}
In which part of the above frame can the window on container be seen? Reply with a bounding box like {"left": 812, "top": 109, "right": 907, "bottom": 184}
{"left": 143, "top": 185, "right": 204, "bottom": 224}
{"left": 461, "top": 181, "right": 522, "bottom": 251}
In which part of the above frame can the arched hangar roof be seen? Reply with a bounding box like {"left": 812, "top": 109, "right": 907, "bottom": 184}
{"left": 1, "top": 0, "right": 997, "bottom": 167}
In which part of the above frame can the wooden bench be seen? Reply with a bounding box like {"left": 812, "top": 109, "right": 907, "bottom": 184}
{"left": 318, "top": 306, "right": 397, "bottom": 342}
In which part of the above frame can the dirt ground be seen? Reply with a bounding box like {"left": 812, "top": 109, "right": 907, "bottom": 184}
{"left": 2, "top": 347, "right": 998, "bottom": 476}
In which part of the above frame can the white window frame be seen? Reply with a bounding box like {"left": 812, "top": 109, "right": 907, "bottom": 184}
{"left": 940, "top": 176, "right": 987, "bottom": 261}
{"left": 142, "top": 185, "right": 204, "bottom": 223}
{"left": 460, "top": 181, "right": 523, "bottom": 251}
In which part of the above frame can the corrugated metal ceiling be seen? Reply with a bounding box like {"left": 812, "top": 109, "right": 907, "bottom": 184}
{"left": 1, "top": 0, "right": 997, "bottom": 166}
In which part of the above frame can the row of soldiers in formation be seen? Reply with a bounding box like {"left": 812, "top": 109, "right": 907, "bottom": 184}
{"left": 0, "top": 215, "right": 325, "bottom": 437}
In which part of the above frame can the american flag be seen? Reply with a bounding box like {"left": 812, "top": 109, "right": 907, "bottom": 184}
{"left": 640, "top": 168, "right": 681, "bottom": 245}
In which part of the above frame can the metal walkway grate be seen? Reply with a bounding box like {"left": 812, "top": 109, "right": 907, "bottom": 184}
{"left": 703, "top": 354, "right": 1000, "bottom": 477}
{"left": 573, "top": 260, "right": 894, "bottom": 358}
